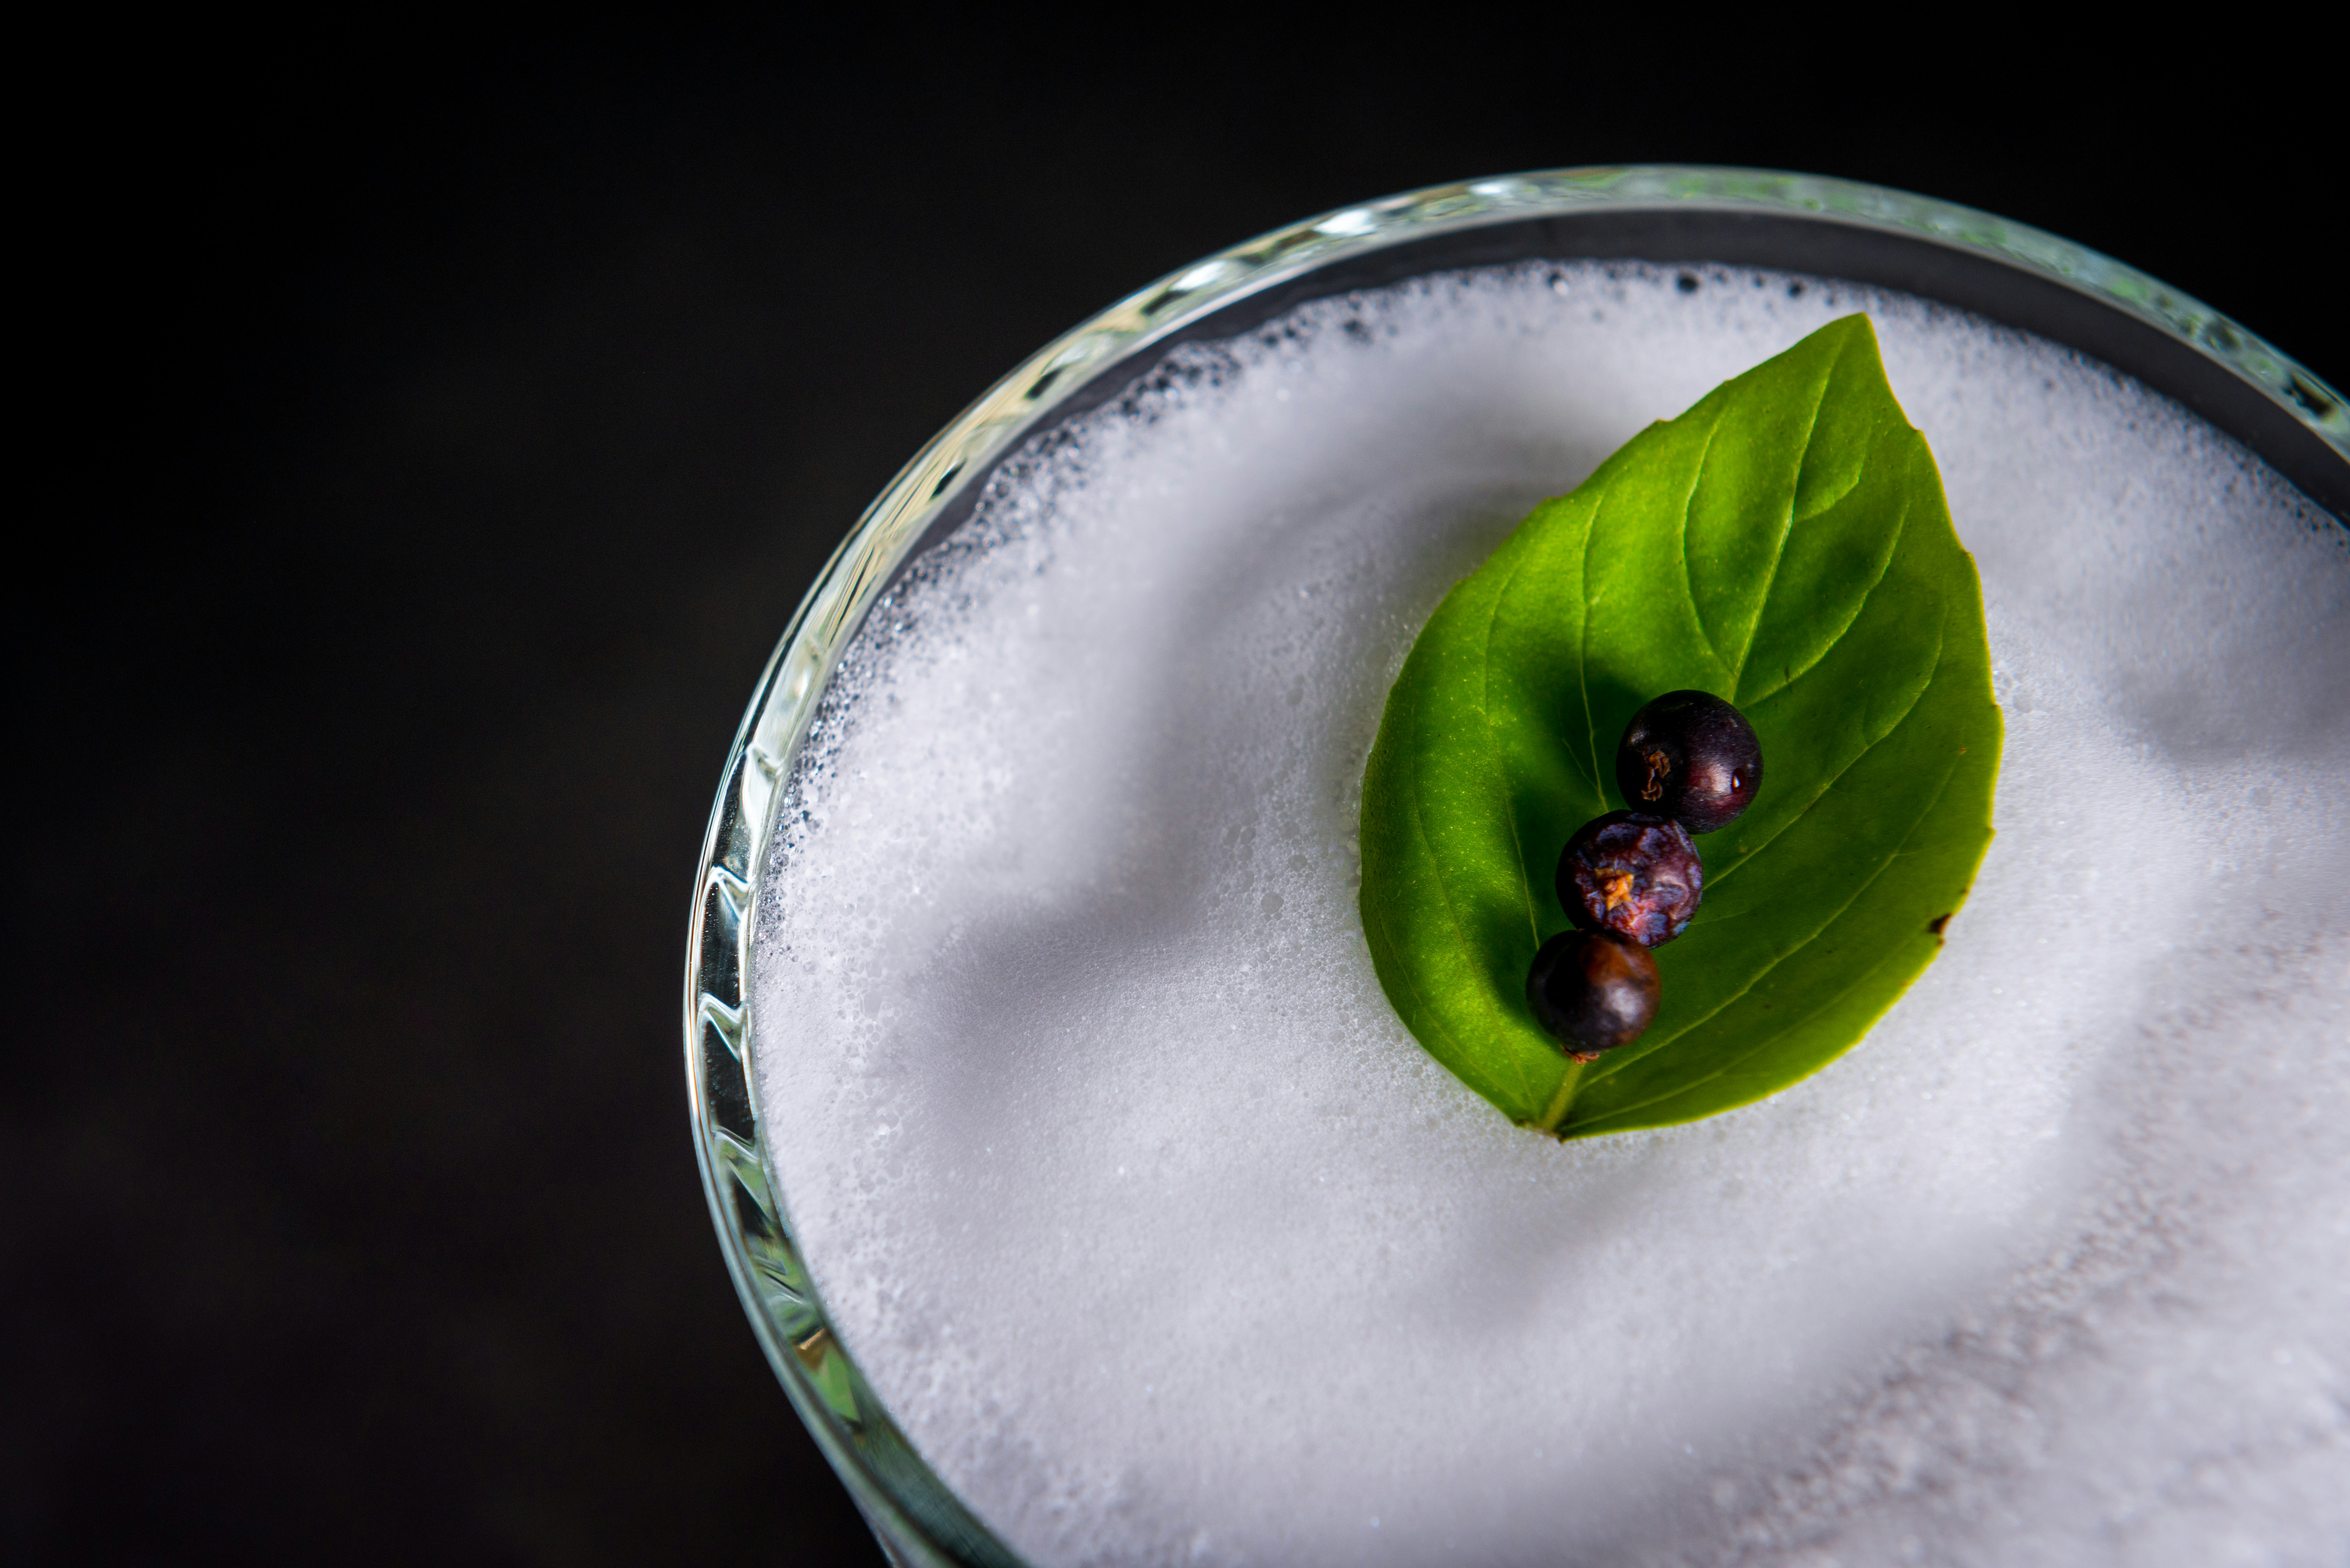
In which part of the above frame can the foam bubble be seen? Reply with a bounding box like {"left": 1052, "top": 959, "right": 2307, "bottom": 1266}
{"left": 753, "top": 263, "right": 2350, "bottom": 1566}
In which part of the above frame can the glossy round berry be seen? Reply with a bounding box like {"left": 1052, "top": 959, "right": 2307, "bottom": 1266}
{"left": 1557, "top": 811, "right": 1704, "bottom": 947}
{"left": 1616, "top": 690, "right": 1762, "bottom": 834}
{"left": 1527, "top": 928, "right": 1661, "bottom": 1059}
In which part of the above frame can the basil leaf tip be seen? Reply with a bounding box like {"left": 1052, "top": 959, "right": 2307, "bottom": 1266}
{"left": 1358, "top": 314, "right": 2002, "bottom": 1137}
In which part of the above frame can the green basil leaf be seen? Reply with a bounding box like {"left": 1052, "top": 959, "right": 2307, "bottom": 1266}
{"left": 1359, "top": 315, "right": 2001, "bottom": 1137}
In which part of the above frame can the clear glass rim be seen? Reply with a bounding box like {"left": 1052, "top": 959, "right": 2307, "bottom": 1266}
{"left": 681, "top": 164, "right": 2349, "bottom": 1567}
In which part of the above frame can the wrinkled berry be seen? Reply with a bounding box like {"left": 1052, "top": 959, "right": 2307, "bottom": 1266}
{"left": 1527, "top": 928, "right": 1661, "bottom": 1059}
{"left": 1616, "top": 690, "right": 1762, "bottom": 834}
{"left": 1557, "top": 811, "right": 1704, "bottom": 947}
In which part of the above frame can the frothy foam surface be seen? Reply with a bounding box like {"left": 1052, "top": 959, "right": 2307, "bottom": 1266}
{"left": 752, "top": 263, "right": 2350, "bottom": 1566}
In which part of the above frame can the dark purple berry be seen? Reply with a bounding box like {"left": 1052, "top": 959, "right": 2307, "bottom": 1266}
{"left": 1527, "top": 929, "right": 1661, "bottom": 1060}
{"left": 1616, "top": 690, "right": 1762, "bottom": 834}
{"left": 1557, "top": 811, "right": 1704, "bottom": 947}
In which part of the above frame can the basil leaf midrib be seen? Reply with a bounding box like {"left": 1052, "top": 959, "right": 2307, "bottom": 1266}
{"left": 1701, "top": 578, "right": 1940, "bottom": 895}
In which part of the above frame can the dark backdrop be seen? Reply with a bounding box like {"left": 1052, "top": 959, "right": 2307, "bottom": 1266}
{"left": 10, "top": 21, "right": 2339, "bottom": 1565}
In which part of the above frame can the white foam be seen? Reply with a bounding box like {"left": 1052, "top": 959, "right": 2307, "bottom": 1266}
{"left": 752, "top": 263, "right": 2350, "bottom": 1566}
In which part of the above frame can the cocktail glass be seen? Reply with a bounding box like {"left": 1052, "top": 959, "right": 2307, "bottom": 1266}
{"left": 681, "top": 166, "right": 2349, "bottom": 1567}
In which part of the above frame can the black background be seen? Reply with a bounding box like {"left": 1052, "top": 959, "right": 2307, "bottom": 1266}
{"left": 10, "top": 21, "right": 2340, "bottom": 1565}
